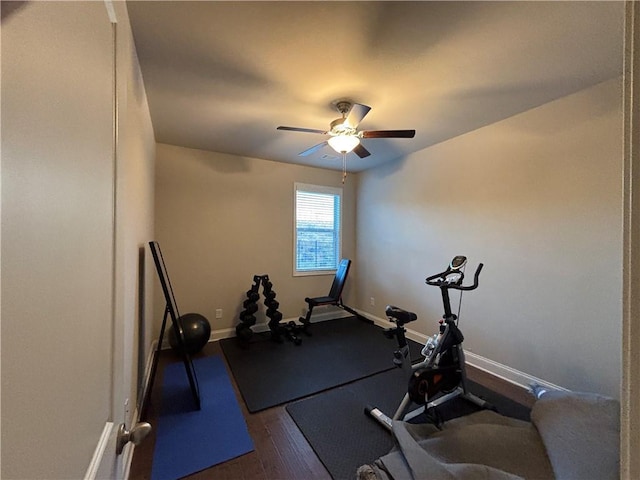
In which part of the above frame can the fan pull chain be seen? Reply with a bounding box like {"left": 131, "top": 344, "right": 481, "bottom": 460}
{"left": 342, "top": 153, "right": 347, "bottom": 184}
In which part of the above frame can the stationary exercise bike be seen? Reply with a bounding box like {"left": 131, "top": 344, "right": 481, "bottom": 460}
{"left": 365, "top": 256, "right": 491, "bottom": 431}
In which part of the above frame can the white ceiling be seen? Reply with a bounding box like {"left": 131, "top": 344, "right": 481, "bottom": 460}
{"left": 126, "top": 1, "right": 624, "bottom": 172}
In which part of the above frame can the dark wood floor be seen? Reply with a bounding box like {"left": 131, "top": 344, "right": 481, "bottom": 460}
{"left": 129, "top": 341, "right": 534, "bottom": 480}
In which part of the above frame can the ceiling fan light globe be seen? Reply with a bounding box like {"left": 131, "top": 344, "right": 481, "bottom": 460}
{"left": 328, "top": 135, "right": 360, "bottom": 154}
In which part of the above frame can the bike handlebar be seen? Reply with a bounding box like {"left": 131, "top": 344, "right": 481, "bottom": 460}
{"left": 425, "top": 262, "right": 483, "bottom": 291}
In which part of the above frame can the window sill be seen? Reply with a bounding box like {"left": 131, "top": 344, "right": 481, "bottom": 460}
{"left": 293, "top": 269, "right": 337, "bottom": 277}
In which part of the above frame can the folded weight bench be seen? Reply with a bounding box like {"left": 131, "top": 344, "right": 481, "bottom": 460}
{"left": 298, "top": 258, "right": 372, "bottom": 332}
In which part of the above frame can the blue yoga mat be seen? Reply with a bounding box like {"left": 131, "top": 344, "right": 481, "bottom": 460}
{"left": 151, "top": 355, "right": 254, "bottom": 480}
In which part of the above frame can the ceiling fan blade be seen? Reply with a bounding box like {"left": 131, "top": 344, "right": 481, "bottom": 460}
{"left": 343, "top": 103, "right": 372, "bottom": 129}
{"left": 298, "top": 141, "right": 328, "bottom": 157}
{"left": 277, "top": 126, "right": 328, "bottom": 135}
{"left": 361, "top": 129, "right": 416, "bottom": 139}
{"left": 353, "top": 143, "right": 371, "bottom": 158}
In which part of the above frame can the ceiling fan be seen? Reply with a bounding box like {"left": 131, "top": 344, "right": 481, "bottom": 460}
{"left": 277, "top": 101, "right": 416, "bottom": 158}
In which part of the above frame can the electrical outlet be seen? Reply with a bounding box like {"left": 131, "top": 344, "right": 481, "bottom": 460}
{"left": 215, "top": 308, "right": 222, "bottom": 319}
{"left": 370, "top": 297, "right": 375, "bottom": 306}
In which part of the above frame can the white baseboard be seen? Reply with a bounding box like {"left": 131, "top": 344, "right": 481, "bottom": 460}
{"left": 84, "top": 422, "right": 114, "bottom": 480}
{"left": 352, "top": 308, "right": 568, "bottom": 393}
{"left": 208, "top": 307, "right": 353, "bottom": 341}
{"left": 463, "top": 351, "right": 569, "bottom": 392}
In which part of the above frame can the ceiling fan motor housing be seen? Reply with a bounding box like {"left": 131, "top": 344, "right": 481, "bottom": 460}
{"left": 330, "top": 117, "right": 356, "bottom": 136}
{"left": 335, "top": 101, "right": 352, "bottom": 115}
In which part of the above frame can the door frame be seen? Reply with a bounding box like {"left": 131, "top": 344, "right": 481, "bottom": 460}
{"left": 621, "top": 2, "right": 640, "bottom": 479}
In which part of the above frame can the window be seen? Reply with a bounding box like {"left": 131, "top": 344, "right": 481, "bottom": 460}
{"left": 294, "top": 183, "right": 342, "bottom": 275}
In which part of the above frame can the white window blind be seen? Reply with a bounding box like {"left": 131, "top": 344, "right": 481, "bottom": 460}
{"left": 294, "top": 183, "right": 342, "bottom": 274}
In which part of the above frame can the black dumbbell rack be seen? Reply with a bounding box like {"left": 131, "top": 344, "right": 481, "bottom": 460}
{"left": 262, "top": 274, "right": 305, "bottom": 345}
{"left": 236, "top": 274, "right": 308, "bottom": 346}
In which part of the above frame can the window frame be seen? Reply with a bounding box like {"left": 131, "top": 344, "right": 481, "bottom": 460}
{"left": 293, "top": 182, "right": 343, "bottom": 277}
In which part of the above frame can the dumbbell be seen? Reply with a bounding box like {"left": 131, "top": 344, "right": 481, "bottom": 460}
{"left": 265, "top": 299, "right": 279, "bottom": 310}
{"left": 246, "top": 290, "right": 260, "bottom": 303}
{"left": 266, "top": 310, "right": 282, "bottom": 323}
{"left": 242, "top": 301, "right": 259, "bottom": 315}
{"left": 236, "top": 323, "right": 253, "bottom": 341}
{"left": 263, "top": 290, "right": 277, "bottom": 303}
{"left": 239, "top": 311, "right": 256, "bottom": 326}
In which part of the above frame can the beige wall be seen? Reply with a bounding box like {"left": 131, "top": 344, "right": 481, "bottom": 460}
{"left": 2, "top": 3, "right": 114, "bottom": 478}
{"left": 1, "top": 2, "right": 156, "bottom": 478}
{"left": 154, "top": 144, "right": 357, "bottom": 337}
{"left": 114, "top": 3, "right": 157, "bottom": 427}
{"left": 356, "top": 78, "right": 623, "bottom": 398}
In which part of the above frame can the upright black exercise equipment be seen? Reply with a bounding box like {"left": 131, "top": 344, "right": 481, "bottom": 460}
{"left": 298, "top": 258, "right": 370, "bottom": 332}
{"left": 142, "top": 241, "right": 201, "bottom": 421}
{"left": 263, "top": 274, "right": 303, "bottom": 345}
{"left": 235, "top": 275, "right": 262, "bottom": 343}
{"left": 366, "top": 256, "right": 491, "bottom": 431}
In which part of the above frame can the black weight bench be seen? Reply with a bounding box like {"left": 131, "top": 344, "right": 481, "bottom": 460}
{"left": 298, "top": 258, "right": 372, "bottom": 331}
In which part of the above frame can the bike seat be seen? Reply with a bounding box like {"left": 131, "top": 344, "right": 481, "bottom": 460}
{"left": 385, "top": 305, "right": 417, "bottom": 325}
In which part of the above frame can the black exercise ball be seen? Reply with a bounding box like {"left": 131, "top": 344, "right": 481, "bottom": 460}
{"left": 169, "top": 313, "right": 211, "bottom": 355}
